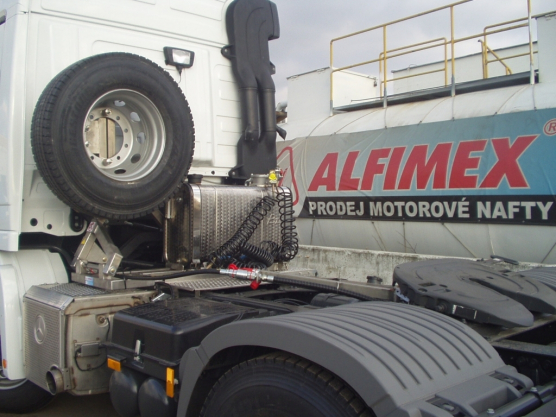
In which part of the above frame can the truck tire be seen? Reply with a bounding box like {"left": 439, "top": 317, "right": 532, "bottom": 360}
{"left": 31, "top": 53, "right": 195, "bottom": 220}
{"left": 200, "top": 352, "right": 375, "bottom": 417}
{"left": 0, "top": 344, "right": 52, "bottom": 413}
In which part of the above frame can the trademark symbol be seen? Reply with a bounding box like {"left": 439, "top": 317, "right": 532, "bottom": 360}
{"left": 544, "top": 118, "right": 556, "bottom": 136}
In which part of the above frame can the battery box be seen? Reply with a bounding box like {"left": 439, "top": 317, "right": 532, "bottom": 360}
{"left": 107, "top": 297, "right": 264, "bottom": 379}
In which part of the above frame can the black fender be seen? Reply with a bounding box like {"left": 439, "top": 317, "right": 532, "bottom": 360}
{"left": 176, "top": 302, "right": 528, "bottom": 417}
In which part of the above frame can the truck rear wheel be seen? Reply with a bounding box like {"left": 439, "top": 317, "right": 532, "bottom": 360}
{"left": 200, "top": 352, "right": 375, "bottom": 417}
{"left": 31, "top": 52, "right": 195, "bottom": 220}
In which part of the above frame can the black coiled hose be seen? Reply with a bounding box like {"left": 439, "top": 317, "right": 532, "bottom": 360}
{"left": 240, "top": 242, "right": 275, "bottom": 267}
{"left": 209, "top": 187, "right": 299, "bottom": 268}
{"left": 275, "top": 187, "right": 299, "bottom": 262}
{"left": 209, "top": 196, "right": 276, "bottom": 267}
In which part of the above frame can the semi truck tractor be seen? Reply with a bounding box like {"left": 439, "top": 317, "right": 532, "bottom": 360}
{"left": 1, "top": 0, "right": 556, "bottom": 416}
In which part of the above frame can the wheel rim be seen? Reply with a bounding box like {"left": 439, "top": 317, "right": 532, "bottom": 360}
{"left": 83, "top": 89, "right": 166, "bottom": 181}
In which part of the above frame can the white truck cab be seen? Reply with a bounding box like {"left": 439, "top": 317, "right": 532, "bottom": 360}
{"left": 0, "top": 0, "right": 242, "bottom": 248}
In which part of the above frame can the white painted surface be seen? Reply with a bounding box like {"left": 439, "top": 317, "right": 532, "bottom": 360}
{"left": 392, "top": 43, "right": 538, "bottom": 94}
{"left": 0, "top": 0, "right": 241, "bottom": 249}
{"left": 284, "top": 80, "right": 556, "bottom": 140}
{"left": 0, "top": 250, "right": 67, "bottom": 379}
{"left": 537, "top": 13, "right": 556, "bottom": 84}
{"left": 0, "top": 1, "right": 28, "bottom": 251}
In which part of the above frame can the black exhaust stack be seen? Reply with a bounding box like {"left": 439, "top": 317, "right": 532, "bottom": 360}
{"left": 223, "top": 0, "right": 281, "bottom": 180}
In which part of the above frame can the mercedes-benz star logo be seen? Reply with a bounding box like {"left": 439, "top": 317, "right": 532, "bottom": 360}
{"left": 34, "top": 315, "right": 47, "bottom": 344}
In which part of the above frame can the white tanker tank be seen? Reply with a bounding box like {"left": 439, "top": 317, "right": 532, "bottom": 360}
{"left": 278, "top": 7, "right": 556, "bottom": 264}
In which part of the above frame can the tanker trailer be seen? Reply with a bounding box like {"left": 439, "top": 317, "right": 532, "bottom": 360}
{"left": 278, "top": 5, "right": 556, "bottom": 264}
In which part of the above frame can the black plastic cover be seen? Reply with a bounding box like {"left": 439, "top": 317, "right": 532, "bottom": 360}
{"left": 311, "top": 293, "right": 359, "bottom": 307}
{"left": 394, "top": 259, "right": 556, "bottom": 327}
{"left": 224, "top": 0, "right": 280, "bottom": 180}
{"left": 519, "top": 267, "right": 556, "bottom": 291}
{"left": 110, "top": 298, "right": 260, "bottom": 366}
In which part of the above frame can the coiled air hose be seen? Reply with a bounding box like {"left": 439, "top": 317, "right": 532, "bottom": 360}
{"left": 208, "top": 195, "right": 276, "bottom": 268}
{"left": 208, "top": 187, "right": 298, "bottom": 268}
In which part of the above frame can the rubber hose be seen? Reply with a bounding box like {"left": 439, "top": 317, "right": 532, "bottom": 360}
{"left": 271, "top": 275, "right": 383, "bottom": 302}
{"left": 117, "top": 269, "right": 221, "bottom": 281}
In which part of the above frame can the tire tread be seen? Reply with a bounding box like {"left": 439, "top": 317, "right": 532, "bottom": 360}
{"left": 31, "top": 52, "right": 195, "bottom": 220}
{"left": 200, "top": 352, "right": 375, "bottom": 417}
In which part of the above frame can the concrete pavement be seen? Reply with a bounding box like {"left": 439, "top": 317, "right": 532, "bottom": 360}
{"left": 0, "top": 393, "right": 120, "bottom": 417}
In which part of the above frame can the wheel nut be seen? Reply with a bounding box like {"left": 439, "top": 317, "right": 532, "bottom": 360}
{"left": 102, "top": 109, "right": 111, "bottom": 116}
{"left": 102, "top": 159, "right": 113, "bottom": 166}
{"left": 85, "top": 141, "right": 90, "bottom": 147}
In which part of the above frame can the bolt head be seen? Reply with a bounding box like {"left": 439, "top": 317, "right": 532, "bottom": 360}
{"left": 102, "top": 109, "right": 111, "bottom": 116}
{"left": 102, "top": 158, "right": 113, "bottom": 166}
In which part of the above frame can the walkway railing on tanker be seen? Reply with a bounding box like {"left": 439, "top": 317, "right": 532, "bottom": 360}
{"left": 329, "top": 0, "right": 540, "bottom": 111}
{"left": 481, "top": 15, "right": 537, "bottom": 81}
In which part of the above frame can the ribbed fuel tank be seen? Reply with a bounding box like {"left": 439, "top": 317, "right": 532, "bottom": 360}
{"left": 164, "top": 184, "right": 282, "bottom": 264}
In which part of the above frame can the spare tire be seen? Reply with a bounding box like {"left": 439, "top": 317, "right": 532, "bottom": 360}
{"left": 31, "top": 53, "right": 195, "bottom": 220}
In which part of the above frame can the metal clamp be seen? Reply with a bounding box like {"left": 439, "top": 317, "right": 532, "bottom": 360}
{"left": 71, "top": 220, "right": 124, "bottom": 289}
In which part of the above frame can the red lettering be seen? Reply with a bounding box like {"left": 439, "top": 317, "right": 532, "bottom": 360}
{"left": 479, "top": 135, "right": 537, "bottom": 188}
{"left": 338, "top": 151, "right": 361, "bottom": 191}
{"left": 360, "top": 148, "right": 391, "bottom": 190}
{"left": 308, "top": 153, "right": 338, "bottom": 191}
{"left": 383, "top": 147, "right": 406, "bottom": 190}
{"left": 398, "top": 143, "right": 452, "bottom": 190}
{"left": 449, "top": 140, "right": 487, "bottom": 189}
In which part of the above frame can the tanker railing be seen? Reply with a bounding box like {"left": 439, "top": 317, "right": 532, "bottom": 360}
{"left": 480, "top": 12, "right": 538, "bottom": 82}
{"left": 377, "top": 37, "right": 449, "bottom": 98}
{"left": 329, "top": 0, "right": 545, "bottom": 112}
